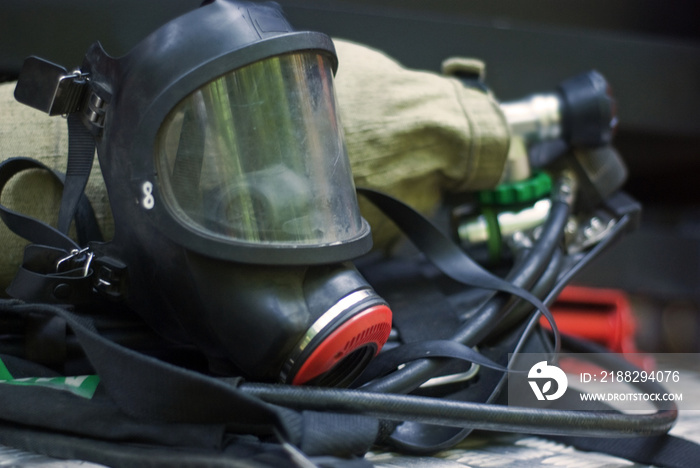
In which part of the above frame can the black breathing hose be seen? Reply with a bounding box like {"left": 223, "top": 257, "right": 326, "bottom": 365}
{"left": 512, "top": 212, "right": 633, "bottom": 360}
{"left": 485, "top": 214, "right": 632, "bottom": 404}
{"left": 360, "top": 173, "right": 574, "bottom": 394}
{"left": 453, "top": 198, "right": 570, "bottom": 346}
{"left": 488, "top": 246, "right": 565, "bottom": 338}
{"left": 240, "top": 381, "right": 677, "bottom": 438}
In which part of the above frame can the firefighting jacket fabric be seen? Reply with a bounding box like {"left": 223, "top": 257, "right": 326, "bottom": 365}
{"left": 0, "top": 39, "right": 511, "bottom": 289}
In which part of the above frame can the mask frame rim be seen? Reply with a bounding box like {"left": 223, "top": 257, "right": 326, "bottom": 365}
{"left": 121, "top": 32, "right": 373, "bottom": 265}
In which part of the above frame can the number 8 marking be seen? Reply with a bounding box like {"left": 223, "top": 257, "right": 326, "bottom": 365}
{"left": 142, "top": 181, "right": 155, "bottom": 209}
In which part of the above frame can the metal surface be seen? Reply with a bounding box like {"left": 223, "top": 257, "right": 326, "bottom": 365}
{"left": 368, "top": 436, "right": 653, "bottom": 467}
{"left": 0, "top": 447, "right": 105, "bottom": 467}
{"left": 457, "top": 199, "right": 551, "bottom": 245}
{"left": 501, "top": 94, "right": 562, "bottom": 142}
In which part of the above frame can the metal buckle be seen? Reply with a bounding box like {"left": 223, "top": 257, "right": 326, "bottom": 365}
{"left": 15, "top": 56, "right": 90, "bottom": 116}
{"left": 55, "top": 247, "right": 94, "bottom": 277}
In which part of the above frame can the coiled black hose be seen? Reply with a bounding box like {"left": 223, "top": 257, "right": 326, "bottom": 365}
{"left": 360, "top": 174, "right": 574, "bottom": 394}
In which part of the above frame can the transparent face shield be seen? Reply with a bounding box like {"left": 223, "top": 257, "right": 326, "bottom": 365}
{"left": 155, "top": 51, "right": 365, "bottom": 247}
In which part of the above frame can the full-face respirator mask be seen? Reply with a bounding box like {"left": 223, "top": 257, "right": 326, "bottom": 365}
{"left": 2, "top": 2, "right": 684, "bottom": 465}
{"left": 12, "top": 0, "right": 392, "bottom": 386}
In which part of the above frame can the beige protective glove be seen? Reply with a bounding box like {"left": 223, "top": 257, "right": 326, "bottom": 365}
{"left": 333, "top": 40, "right": 510, "bottom": 248}
{"left": 0, "top": 39, "right": 511, "bottom": 290}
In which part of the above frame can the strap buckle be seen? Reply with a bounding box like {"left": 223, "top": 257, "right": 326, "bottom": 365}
{"left": 55, "top": 247, "right": 94, "bottom": 277}
{"left": 15, "top": 56, "right": 90, "bottom": 116}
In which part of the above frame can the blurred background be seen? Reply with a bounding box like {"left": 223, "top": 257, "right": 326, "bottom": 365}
{"left": 1, "top": 0, "right": 699, "bottom": 352}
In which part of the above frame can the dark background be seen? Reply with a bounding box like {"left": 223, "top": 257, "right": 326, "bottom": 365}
{"left": 2, "top": 0, "right": 699, "bottom": 350}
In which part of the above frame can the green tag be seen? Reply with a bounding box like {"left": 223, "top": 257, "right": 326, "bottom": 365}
{"left": 0, "top": 358, "right": 99, "bottom": 399}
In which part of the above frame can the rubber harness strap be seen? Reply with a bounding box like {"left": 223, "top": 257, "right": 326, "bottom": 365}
{"left": 357, "top": 187, "right": 561, "bottom": 353}
{"left": 58, "top": 114, "right": 95, "bottom": 236}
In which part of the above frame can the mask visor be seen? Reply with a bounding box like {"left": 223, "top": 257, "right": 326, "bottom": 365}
{"left": 156, "top": 51, "right": 365, "bottom": 249}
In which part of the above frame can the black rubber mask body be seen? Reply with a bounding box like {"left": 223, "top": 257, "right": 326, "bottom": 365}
{"left": 80, "top": 0, "right": 390, "bottom": 385}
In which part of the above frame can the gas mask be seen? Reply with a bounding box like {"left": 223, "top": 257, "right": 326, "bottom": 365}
{"left": 14, "top": 0, "right": 392, "bottom": 386}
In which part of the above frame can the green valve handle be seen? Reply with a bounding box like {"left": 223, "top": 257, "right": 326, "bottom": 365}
{"left": 478, "top": 171, "right": 552, "bottom": 206}
{"left": 457, "top": 172, "right": 553, "bottom": 263}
